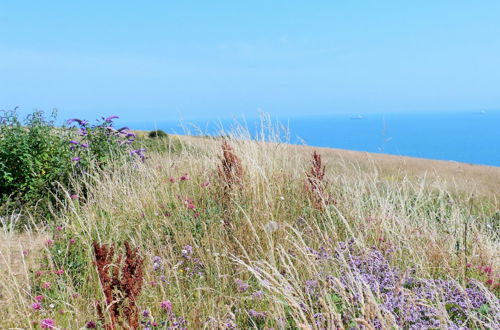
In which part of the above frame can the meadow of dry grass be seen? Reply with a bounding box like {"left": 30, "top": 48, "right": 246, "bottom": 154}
{"left": 0, "top": 128, "right": 499, "bottom": 329}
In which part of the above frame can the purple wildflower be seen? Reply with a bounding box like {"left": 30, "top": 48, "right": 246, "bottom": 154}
{"left": 105, "top": 115, "right": 119, "bottom": 122}
{"left": 85, "top": 321, "right": 97, "bottom": 328}
{"left": 181, "top": 245, "right": 193, "bottom": 259}
{"left": 235, "top": 278, "right": 249, "bottom": 292}
{"left": 72, "top": 157, "right": 80, "bottom": 162}
{"left": 248, "top": 309, "right": 266, "bottom": 320}
{"left": 251, "top": 290, "right": 265, "bottom": 300}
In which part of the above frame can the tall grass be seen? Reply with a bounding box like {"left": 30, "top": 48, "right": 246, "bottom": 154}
{"left": 0, "top": 121, "right": 498, "bottom": 328}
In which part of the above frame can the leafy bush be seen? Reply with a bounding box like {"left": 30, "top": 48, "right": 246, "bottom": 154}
{"left": 0, "top": 110, "right": 143, "bottom": 223}
{"left": 66, "top": 115, "right": 143, "bottom": 167}
{"left": 0, "top": 109, "right": 72, "bottom": 208}
{"left": 148, "top": 129, "right": 168, "bottom": 139}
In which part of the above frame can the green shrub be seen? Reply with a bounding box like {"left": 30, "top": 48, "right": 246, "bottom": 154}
{"left": 0, "top": 109, "right": 72, "bottom": 208}
{"left": 148, "top": 129, "right": 168, "bottom": 139}
{"left": 0, "top": 110, "right": 143, "bottom": 224}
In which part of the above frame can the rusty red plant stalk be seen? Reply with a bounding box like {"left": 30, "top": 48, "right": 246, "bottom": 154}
{"left": 93, "top": 241, "right": 144, "bottom": 329}
{"left": 306, "top": 151, "right": 327, "bottom": 210}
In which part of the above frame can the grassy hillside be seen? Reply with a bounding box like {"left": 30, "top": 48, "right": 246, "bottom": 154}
{"left": 0, "top": 130, "right": 499, "bottom": 329}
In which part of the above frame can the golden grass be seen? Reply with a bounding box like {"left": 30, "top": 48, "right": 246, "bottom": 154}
{"left": 0, "top": 127, "right": 498, "bottom": 328}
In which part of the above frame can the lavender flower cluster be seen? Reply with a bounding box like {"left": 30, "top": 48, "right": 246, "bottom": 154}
{"left": 304, "top": 241, "right": 499, "bottom": 329}
{"left": 66, "top": 115, "right": 146, "bottom": 162}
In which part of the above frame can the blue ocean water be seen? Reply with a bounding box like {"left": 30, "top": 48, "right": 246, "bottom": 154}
{"left": 128, "top": 111, "right": 500, "bottom": 167}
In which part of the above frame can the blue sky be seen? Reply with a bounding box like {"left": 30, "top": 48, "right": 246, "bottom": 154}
{"left": 1, "top": 1, "right": 499, "bottom": 122}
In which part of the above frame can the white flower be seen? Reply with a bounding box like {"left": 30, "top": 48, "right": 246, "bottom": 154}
{"left": 264, "top": 221, "right": 278, "bottom": 233}
{"left": 279, "top": 196, "right": 285, "bottom": 201}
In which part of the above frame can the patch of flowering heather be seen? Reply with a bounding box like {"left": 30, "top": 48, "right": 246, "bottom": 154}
{"left": 152, "top": 256, "right": 163, "bottom": 272}
{"left": 305, "top": 279, "right": 319, "bottom": 295}
{"left": 235, "top": 278, "right": 249, "bottom": 292}
{"left": 248, "top": 309, "right": 266, "bottom": 320}
{"left": 327, "top": 241, "right": 500, "bottom": 329}
{"left": 176, "top": 245, "right": 205, "bottom": 279}
{"left": 140, "top": 302, "right": 187, "bottom": 330}
{"left": 251, "top": 290, "right": 265, "bottom": 300}
{"left": 181, "top": 245, "right": 193, "bottom": 259}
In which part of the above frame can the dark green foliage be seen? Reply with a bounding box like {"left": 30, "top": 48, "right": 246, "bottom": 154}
{"left": 148, "top": 129, "right": 168, "bottom": 139}
{"left": 0, "top": 109, "right": 72, "bottom": 208}
{"left": 0, "top": 110, "right": 141, "bottom": 224}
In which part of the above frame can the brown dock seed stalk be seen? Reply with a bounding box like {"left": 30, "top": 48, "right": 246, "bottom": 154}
{"left": 305, "top": 151, "right": 327, "bottom": 211}
{"left": 217, "top": 139, "right": 244, "bottom": 204}
{"left": 93, "top": 241, "right": 144, "bottom": 329}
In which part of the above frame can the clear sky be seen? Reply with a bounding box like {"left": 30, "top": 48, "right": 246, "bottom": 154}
{"left": 1, "top": 1, "right": 499, "bottom": 122}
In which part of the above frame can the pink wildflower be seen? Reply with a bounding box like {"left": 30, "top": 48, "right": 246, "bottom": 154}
{"left": 56, "top": 226, "right": 63, "bottom": 231}
{"left": 22, "top": 250, "right": 29, "bottom": 256}
{"left": 46, "top": 239, "right": 53, "bottom": 247}
{"left": 201, "top": 181, "right": 210, "bottom": 187}
{"left": 70, "top": 194, "right": 78, "bottom": 200}
{"left": 69, "top": 238, "right": 76, "bottom": 244}
{"left": 169, "top": 177, "right": 176, "bottom": 183}
{"left": 31, "top": 302, "right": 42, "bottom": 310}
{"left": 35, "top": 295, "right": 44, "bottom": 302}
{"left": 40, "top": 318, "right": 55, "bottom": 329}
{"left": 160, "top": 300, "right": 172, "bottom": 312}
{"left": 180, "top": 174, "right": 189, "bottom": 181}
{"left": 42, "top": 282, "right": 51, "bottom": 289}
{"left": 54, "top": 269, "right": 64, "bottom": 275}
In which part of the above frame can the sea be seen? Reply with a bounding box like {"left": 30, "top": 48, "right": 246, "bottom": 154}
{"left": 126, "top": 111, "right": 500, "bottom": 167}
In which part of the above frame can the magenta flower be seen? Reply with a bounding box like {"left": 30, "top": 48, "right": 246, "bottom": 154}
{"left": 180, "top": 174, "right": 189, "bottom": 181}
{"left": 54, "top": 269, "right": 64, "bottom": 275}
{"left": 40, "top": 318, "right": 55, "bottom": 329}
{"left": 70, "top": 194, "right": 78, "bottom": 200}
{"left": 42, "top": 281, "right": 51, "bottom": 289}
{"left": 160, "top": 300, "right": 172, "bottom": 312}
{"left": 35, "top": 295, "right": 44, "bottom": 302}
{"left": 31, "top": 302, "right": 42, "bottom": 310}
